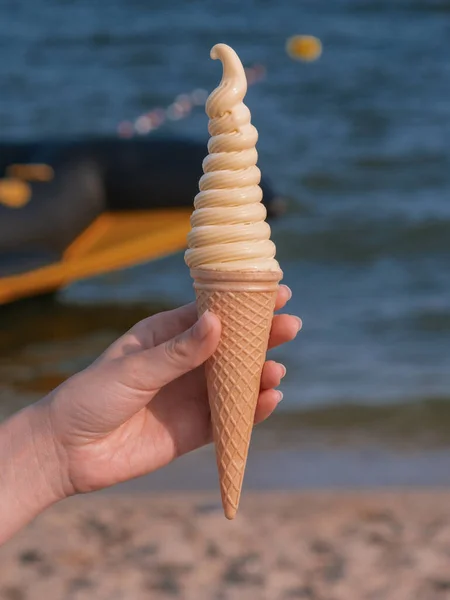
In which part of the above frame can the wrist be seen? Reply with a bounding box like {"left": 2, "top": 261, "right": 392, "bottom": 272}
{"left": 25, "top": 397, "right": 70, "bottom": 504}
{"left": 0, "top": 398, "right": 67, "bottom": 544}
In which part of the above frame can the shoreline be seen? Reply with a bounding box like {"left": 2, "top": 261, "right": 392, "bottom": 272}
{"left": 2, "top": 490, "right": 450, "bottom": 599}
{"left": 101, "top": 440, "right": 450, "bottom": 494}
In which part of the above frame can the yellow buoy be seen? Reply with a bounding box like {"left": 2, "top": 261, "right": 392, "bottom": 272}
{"left": 286, "top": 35, "right": 322, "bottom": 62}
{"left": 0, "top": 177, "right": 31, "bottom": 208}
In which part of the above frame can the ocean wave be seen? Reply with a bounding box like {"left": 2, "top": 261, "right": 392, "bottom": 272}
{"left": 278, "top": 216, "right": 450, "bottom": 263}
{"left": 263, "top": 397, "right": 450, "bottom": 447}
{"left": 351, "top": 0, "right": 450, "bottom": 14}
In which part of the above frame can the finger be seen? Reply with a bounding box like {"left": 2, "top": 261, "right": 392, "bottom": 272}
{"left": 268, "top": 314, "right": 302, "bottom": 349}
{"left": 132, "top": 303, "right": 198, "bottom": 349}
{"left": 254, "top": 388, "right": 283, "bottom": 424}
{"left": 107, "top": 285, "right": 292, "bottom": 361}
{"left": 121, "top": 310, "right": 221, "bottom": 397}
{"left": 104, "top": 303, "right": 199, "bottom": 360}
{"left": 275, "top": 285, "right": 292, "bottom": 311}
{"left": 260, "top": 360, "right": 286, "bottom": 390}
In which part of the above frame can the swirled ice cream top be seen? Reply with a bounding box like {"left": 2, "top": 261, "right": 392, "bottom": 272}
{"left": 184, "top": 43, "right": 280, "bottom": 272}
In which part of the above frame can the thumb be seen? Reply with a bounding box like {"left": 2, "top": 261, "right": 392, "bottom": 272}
{"left": 120, "top": 309, "right": 221, "bottom": 394}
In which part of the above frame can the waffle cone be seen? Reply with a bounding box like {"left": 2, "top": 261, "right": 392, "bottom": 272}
{"left": 191, "top": 268, "right": 283, "bottom": 519}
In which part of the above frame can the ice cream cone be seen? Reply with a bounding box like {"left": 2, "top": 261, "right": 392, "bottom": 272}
{"left": 191, "top": 269, "right": 282, "bottom": 519}
{"left": 184, "top": 43, "right": 283, "bottom": 518}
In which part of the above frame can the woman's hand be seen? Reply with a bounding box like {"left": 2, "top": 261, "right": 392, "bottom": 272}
{"left": 0, "top": 286, "right": 301, "bottom": 544}
{"left": 46, "top": 285, "right": 301, "bottom": 497}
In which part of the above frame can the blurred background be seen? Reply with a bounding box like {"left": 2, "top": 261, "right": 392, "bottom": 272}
{"left": 1, "top": 0, "right": 450, "bottom": 491}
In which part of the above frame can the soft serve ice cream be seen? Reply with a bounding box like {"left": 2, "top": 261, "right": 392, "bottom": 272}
{"left": 184, "top": 43, "right": 280, "bottom": 272}
{"left": 185, "top": 43, "right": 284, "bottom": 520}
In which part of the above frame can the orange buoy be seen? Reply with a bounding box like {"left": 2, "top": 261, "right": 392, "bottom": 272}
{"left": 0, "top": 178, "right": 31, "bottom": 208}
{"left": 286, "top": 35, "right": 322, "bottom": 62}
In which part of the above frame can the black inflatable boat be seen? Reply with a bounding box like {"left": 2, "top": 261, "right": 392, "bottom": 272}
{"left": 0, "top": 135, "right": 283, "bottom": 305}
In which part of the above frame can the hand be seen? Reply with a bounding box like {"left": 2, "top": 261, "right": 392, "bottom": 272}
{"left": 40, "top": 286, "right": 301, "bottom": 498}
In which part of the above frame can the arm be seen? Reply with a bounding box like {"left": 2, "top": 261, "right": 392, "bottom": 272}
{"left": 0, "top": 401, "right": 65, "bottom": 544}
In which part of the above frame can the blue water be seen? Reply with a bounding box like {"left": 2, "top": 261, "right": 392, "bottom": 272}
{"left": 1, "top": 0, "right": 450, "bottom": 418}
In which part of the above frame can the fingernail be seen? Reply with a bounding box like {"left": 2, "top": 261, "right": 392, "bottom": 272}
{"left": 285, "top": 286, "right": 292, "bottom": 300}
{"left": 276, "top": 390, "right": 284, "bottom": 403}
{"left": 278, "top": 363, "right": 287, "bottom": 378}
{"left": 293, "top": 316, "right": 302, "bottom": 331}
{"left": 193, "top": 310, "right": 211, "bottom": 341}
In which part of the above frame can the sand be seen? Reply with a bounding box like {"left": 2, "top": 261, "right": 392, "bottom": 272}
{"left": 1, "top": 491, "right": 450, "bottom": 600}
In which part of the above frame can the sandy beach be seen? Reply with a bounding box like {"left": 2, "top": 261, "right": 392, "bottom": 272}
{"left": 1, "top": 490, "right": 450, "bottom": 600}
